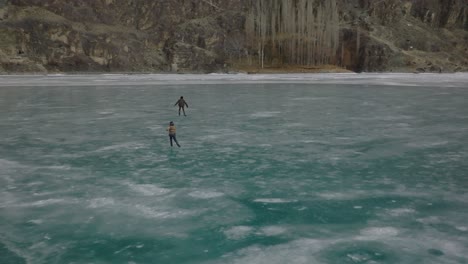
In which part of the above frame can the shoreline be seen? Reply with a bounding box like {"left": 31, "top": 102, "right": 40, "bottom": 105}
{"left": 2, "top": 64, "right": 468, "bottom": 76}
{"left": 1, "top": 71, "right": 468, "bottom": 76}
{"left": 235, "top": 64, "right": 354, "bottom": 74}
{"left": 2, "top": 66, "right": 467, "bottom": 76}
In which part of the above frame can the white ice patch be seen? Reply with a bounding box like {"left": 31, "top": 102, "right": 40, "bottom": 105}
{"left": 98, "top": 111, "right": 114, "bottom": 115}
{"left": 114, "top": 243, "right": 145, "bottom": 255}
{"left": 224, "top": 226, "right": 253, "bottom": 240}
{"left": 217, "top": 147, "right": 235, "bottom": 154}
{"left": 291, "top": 97, "right": 328, "bottom": 101}
{"left": 259, "top": 226, "right": 287, "bottom": 236}
{"left": 42, "top": 165, "right": 72, "bottom": 170}
{"left": 28, "top": 219, "right": 44, "bottom": 225}
{"left": 283, "top": 123, "right": 306, "bottom": 128}
{"left": 95, "top": 142, "right": 145, "bottom": 152}
{"left": 358, "top": 227, "right": 399, "bottom": 239}
{"left": 407, "top": 141, "right": 449, "bottom": 148}
{"left": 387, "top": 208, "right": 416, "bottom": 216}
{"left": 27, "top": 181, "right": 44, "bottom": 187}
{"left": 0, "top": 198, "right": 77, "bottom": 208}
{"left": 379, "top": 115, "right": 415, "bottom": 121}
{"left": 250, "top": 111, "right": 281, "bottom": 118}
{"left": 302, "top": 139, "right": 330, "bottom": 144}
{"left": 222, "top": 238, "right": 325, "bottom": 264}
{"left": 28, "top": 199, "right": 67, "bottom": 207}
{"left": 416, "top": 216, "right": 440, "bottom": 224}
{"left": 199, "top": 134, "right": 221, "bottom": 140}
{"left": 134, "top": 204, "right": 191, "bottom": 219}
{"left": 127, "top": 183, "right": 171, "bottom": 196}
{"left": 0, "top": 159, "right": 23, "bottom": 168}
{"left": 440, "top": 241, "right": 466, "bottom": 257}
{"left": 188, "top": 190, "right": 224, "bottom": 199}
{"left": 254, "top": 198, "right": 296, "bottom": 204}
{"left": 32, "top": 164, "right": 73, "bottom": 173}
{"left": 88, "top": 197, "right": 116, "bottom": 208}
{"left": 148, "top": 125, "right": 163, "bottom": 131}
{"left": 317, "top": 192, "right": 363, "bottom": 200}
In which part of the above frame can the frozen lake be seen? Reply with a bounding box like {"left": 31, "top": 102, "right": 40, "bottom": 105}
{"left": 1, "top": 73, "right": 468, "bottom": 263}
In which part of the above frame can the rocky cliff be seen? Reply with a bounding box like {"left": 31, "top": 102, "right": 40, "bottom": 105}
{"left": 0, "top": 0, "right": 466, "bottom": 73}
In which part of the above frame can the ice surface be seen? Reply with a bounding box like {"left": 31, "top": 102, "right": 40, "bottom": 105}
{"left": 1, "top": 73, "right": 468, "bottom": 263}
{"left": 0, "top": 73, "right": 467, "bottom": 87}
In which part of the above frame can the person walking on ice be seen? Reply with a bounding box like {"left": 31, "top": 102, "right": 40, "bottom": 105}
{"left": 174, "top": 96, "right": 188, "bottom": 116}
{"left": 166, "top": 121, "right": 180, "bottom": 147}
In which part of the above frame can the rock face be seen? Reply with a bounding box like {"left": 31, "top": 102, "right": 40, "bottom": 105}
{"left": 341, "top": 0, "right": 468, "bottom": 72}
{"left": 0, "top": 0, "right": 466, "bottom": 73}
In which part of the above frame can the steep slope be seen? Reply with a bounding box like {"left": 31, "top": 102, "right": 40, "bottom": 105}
{"left": 0, "top": 0, "right": 466, "bottom": 73}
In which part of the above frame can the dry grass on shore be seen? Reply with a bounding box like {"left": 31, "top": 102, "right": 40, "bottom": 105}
{"left": 233, "top": 64, "right": 353, "bottom": 74}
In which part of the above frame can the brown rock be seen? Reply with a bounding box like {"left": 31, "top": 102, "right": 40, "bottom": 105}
{"left": 0, "top": 0, "right": 466, "bottom": 73}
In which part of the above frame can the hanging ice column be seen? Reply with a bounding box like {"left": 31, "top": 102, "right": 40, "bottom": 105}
{"left": 245, "top": 0, "right": 339, "bottom": 67}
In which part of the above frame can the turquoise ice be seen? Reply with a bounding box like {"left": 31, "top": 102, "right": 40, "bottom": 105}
{"left": 1, "top": 73, "right": 468, "bottom": 263}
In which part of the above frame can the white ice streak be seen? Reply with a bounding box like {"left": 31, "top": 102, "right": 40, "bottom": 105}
{"left": 254, "top": 198, "right": 297, "bottom": 204}
{"left": 317, "top": 189, "right": 431, "bottom": 201}
{"left": 2, "top": 198, "right": 77, "bottom": 208}
{"left": 27, "top": 219, "right": 44, "bottom": 225}
{"left": 220, "top": 238, "right": 325, "bottom": 264}
{"left": 88, "top": 197, "right": 116, "bottom": 208}
{"left": 113, "top": 243, "right": 144, "bottom": 255}
{"left": 40, "top": 165, "right": 72, "bottom": 170}
{"left": 133, "top": 204, "right": 191, "bottom": 219}
{"left": 224, "top": 225, "right": 287, "bottom": 240}
{"left": 95, "top": 142, "right": 145, "bottom": 152}
{"left": 283, "top": 123, "right": 306, "bottom": 128}
{"left": 98, "top": 111, "right": 114, "bottom": 115}
{"left": 406, "top": 141, "right": 449, "bottom": 148}
{"left": 357, "top": 227, "right": 400, "bottom": 240}
{"left": 0, "top": 159, "right": 24, "bottom": 168}
{"left": 88, "top": 197, "right": 192, "bottom": 220}
{"left": 224, "top": 226, "right": 254, "bottom": 240}
{"left": 198, "top": 129, "right": 244, "bottom": 142}
{"left": 126, "top": 183, "right": 171, "bottom": 196}
{"left": 148, "top": 125, "right": 163, "bottom": 131}
{"left": 291, "top": 97, "right": 330, "bottom": 101}
{"left": 188, "top": 190, "right": 224, "bottom": 199}
{"left": 302, "top": 139, "right": 330, "bottom": 144}
{"left": 317, "top": 191, "right": 366, "bottom": 200}
{"left": 250, "top": 111, "right": 281, "bottom": 118}
{"left": 387, "top": 208, "right": 416, "bottom": 217}
{"left": 0, "top": 239, "right": 34, "bottom": 264}
{"left": 258, "top": 226, "right": 288, "bottom": 236}
{"left": 198, "top": 134, "right": 222, "bottom": 140}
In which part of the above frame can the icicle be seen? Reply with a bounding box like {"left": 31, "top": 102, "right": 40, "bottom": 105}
{"left": 356, "top": 26, "right": 360, "bottom": 58}
{"left": 245, "top": 0, "right": 339, "bottom": 67}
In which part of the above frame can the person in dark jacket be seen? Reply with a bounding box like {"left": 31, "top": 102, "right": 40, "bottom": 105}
{"left": 174, "top": 96, "right": 189, "bottom": 116}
